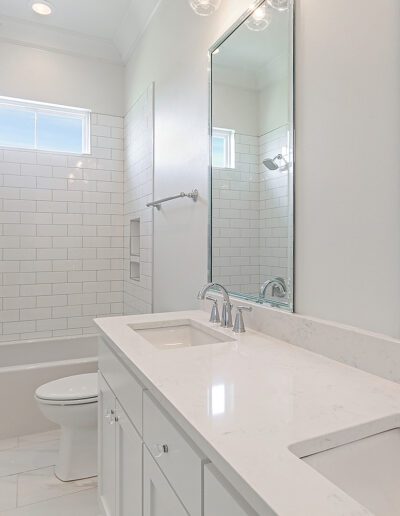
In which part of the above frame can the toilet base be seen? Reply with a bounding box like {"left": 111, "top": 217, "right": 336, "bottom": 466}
{"left": 56, "top": 423, "right": 98, "bottom": 481}
{"left": 36, "top": 398, "right": 98, "bottom": 482}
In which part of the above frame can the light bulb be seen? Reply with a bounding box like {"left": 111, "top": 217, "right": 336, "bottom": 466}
{"left": 31, "top": 1, "right": 53, "bottom": 15}
{"left": 189, "top": 0, "right": 221, "bottom": 16}
{"left": 267, "top": 0, "right": 289, "bottom": 11}
{"left": 245, "top": 4, "right": 272, "bottom": 31}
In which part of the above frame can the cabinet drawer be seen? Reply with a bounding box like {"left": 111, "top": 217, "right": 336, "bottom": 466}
{"left": 99, "top": 339, "right": 143, "bottom": 434}
{"left": 143, "top": 391, "right": 205, "bottom": 516}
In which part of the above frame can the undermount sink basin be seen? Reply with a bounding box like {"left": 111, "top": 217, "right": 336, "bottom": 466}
{"left": 129, "top": 319, "right": 233, "bottom": 350}
{"left": 301, "top": 428, "right": 400, "bottom": 515}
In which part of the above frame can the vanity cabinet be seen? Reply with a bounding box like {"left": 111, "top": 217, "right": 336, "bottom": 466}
{"left": 143, "top": 447, "right": 188, "bottom": 516}
{"left": 98, "top": 372, "right": 116, "bottom": 516}
{"left": 98, "top": 340, "right": 258, "bottom": 516}
{"left": 98, "top": 372, "right": 142, "bottom": 516}
{"left": 115, "top": 400, "right": 142, "bottom": 516}
{"left": 204, "top": 464, "right": 257, "bottom": 516}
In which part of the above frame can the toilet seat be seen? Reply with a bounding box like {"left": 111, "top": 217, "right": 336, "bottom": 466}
{"left": 35, "top": 373, "right": 98, "bottom": 406}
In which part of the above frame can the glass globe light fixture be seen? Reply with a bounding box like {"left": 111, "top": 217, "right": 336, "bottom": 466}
{"left": 245, "top": 4, "right": 272, "bottom": 31}
{"left": 189, "top": 0, "right": 221, "bottom": 16}
{"left": 267, "top": 0, "right": 289, "bottom": 11}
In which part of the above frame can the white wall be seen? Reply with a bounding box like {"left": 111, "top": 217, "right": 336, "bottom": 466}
{"left": 295, "top": 0, "right": 400, "bottom": 337}
{"left": 0, "top": 42, "right": 124, "bottom": 116}
{"left": 213, "top": 82, "right": 259, "bottom": 136}
{"left": 125, "top": 0, "right": 257, "bottom": 313}
{"left": 125, "top": 0, "right": 400, "bottom": 338}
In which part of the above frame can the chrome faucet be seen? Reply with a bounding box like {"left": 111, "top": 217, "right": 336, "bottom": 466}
{"left": 259, "top": 277, "right": 287, "bottom": 302}
{"left": 233, "top": 306, "right": 253, "bottom": 333}
{"left": 197, "top": 283, "right": 233, "bottom": 328}
{"left": 206, "top": 296, "right": 220, "bottom": 324}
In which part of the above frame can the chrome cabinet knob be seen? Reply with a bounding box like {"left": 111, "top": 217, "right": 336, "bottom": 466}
{"left": 105, "top": 409, "right": 115, "bottom": 425}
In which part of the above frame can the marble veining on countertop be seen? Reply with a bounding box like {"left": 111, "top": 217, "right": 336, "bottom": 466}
{"left": 95, "top": 310, "right": 400, "bottom": 516}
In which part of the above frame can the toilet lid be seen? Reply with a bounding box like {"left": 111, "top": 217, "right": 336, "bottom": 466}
{"left": 35, "top": 373, "right": 98, "bottom": 402}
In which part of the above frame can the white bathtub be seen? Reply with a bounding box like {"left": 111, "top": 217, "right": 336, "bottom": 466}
{"left": 0, "top": 335, "right": 98, "bottom": 439}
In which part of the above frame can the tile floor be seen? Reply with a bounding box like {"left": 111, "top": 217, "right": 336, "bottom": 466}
{"left": 0, "top": 430, "right": 99, "bottom": 515}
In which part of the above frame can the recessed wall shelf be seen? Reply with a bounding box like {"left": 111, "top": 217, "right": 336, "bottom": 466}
{"left": 130, "top": 218, "right": 141, "bottom": 281}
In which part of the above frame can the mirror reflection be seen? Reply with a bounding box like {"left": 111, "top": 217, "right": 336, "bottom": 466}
{"left": 210, "top": 0, "right": 294, "bottom": 309}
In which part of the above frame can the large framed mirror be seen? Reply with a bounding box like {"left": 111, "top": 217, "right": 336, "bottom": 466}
{"left": 209, "top": 0, "right": 294, "bottom": 310}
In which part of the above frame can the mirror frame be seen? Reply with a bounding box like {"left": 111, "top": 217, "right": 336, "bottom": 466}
{"left": 207, "top": 0, "right": 295, "bottom": 311}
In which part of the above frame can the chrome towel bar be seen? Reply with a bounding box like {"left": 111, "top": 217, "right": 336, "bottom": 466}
{"left": 146, "top": 189, "right": 198, "bottom": 210}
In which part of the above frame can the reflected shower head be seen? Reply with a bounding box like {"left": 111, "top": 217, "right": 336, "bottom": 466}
{"left": 263, "top": 154, "right": 287, "bottom": 171}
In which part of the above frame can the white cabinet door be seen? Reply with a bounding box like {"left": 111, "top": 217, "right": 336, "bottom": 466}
{"left": 115, "top": 401, "right": 142, "bottom": 516}
{"left": 143, "top": 447, "right": 188, "bottom": 516}
{"left": 98, "top": 373, "right": 116, "bottom": 516}
{"left": 204, "top": 464, "right": 257, "bottom": 516}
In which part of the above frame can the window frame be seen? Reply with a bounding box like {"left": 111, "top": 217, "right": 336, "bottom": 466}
{"left": 212, "top": 127, "right": 235, "bottom": 169}
{"left": 0, "top": 96, "right": 91, "bottom": 155}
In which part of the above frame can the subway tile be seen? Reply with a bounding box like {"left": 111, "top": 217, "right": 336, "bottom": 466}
{"left": 3, "top": 199, "right": 36, "bottom": 212}
{"left": 37, "top": 295, "right": 67, "bottom": 308}
{"left": 21, "top": 164, "right": 52, "bottom": 176}
{"left": 4, "top": 150, "right": 36, "bottom": 164}
{"left": 20, "top": 307, "right": 52, "bottom": 320}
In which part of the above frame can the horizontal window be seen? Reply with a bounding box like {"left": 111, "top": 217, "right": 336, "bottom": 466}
{"left": 0, "top": 96, "right": 91, "bottom": 155}
{"left": 212, "top": 127, "right": 235, "bottom": 169}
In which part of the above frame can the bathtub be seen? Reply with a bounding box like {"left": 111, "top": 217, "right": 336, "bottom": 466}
{"left": 0, "top": 335, "right": 98, "bottom": 439}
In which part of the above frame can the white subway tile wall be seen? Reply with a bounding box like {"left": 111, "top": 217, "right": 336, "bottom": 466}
{"left": 0, "top": 113, "right": 124, "bottom": 341}
{"left": 123, "top": 85, "right": 154, "bottom": 315}
{"left": 212, "top": 126, "right": 290, "bottom": 297}
{"left": 259, "top": 126, "right": 290, "bottom": 284}
{"left": 212, "top": 133, "right": 260, "bottom": 295}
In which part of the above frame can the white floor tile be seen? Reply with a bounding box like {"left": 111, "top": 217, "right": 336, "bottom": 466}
{"left": 0, "top": 488, "right": 99, "bottom": 516}
{"left": 0, "top": 439, "right": 18, "bottom": 453}
{"left": 0, "top": 476, "right": 17, "bottom": 512}
{"left": 17, "top": 466, "right": 97, "bottom": 507}
{"left": 0, "top": 440, "right": 59, "bottom": 478}
{"left": 18, "top": 430, "right": 60, "bottom": 448}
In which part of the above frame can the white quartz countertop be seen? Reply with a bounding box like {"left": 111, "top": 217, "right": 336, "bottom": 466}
{"left": 95, "top": 310, "right": 400, "bottom": 516}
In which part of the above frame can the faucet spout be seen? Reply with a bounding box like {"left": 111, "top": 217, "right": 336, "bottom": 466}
{"left": 197, "top": 282, "right": 233, "bottom": 328}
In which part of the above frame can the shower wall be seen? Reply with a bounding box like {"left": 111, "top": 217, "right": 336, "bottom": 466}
{"left": 123, "top": 85, "right": 154, "bottom": 315}
{"left": 212, "top": 133, "right": 260, "bottom": 295}
{"left": 0, "top": 114, "right": 124, "bottom": 342}
{"left": 259, "top": 125, "right": 290, "bottom": 284}
{"left": 212, "top": 77, "right": 290, "bottom": 297}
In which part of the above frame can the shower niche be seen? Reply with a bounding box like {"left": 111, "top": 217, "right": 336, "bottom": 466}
{"left": 209, "top": 0, "right": 294, "bottom": 311}
{"left": 130, "top": 218, "right": 140, "bottom": 281}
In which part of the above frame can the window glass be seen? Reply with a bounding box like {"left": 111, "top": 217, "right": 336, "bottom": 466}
{"left": 212, "top": 128, "right": 235, "bottom": 169}
{"left": 212, "top": 136, "right": 226, "bottom": 168}
{"left": 0, "top": 106, "right": 35, "bottom": 149}
{"left": 0, "top": 97, "right": 90, "bottom": 154}
{"left": 37, "top": 113, "right": 83, "bottom": 153}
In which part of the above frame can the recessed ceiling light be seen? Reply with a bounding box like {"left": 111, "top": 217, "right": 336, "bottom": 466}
{"left": 31, "top": 1, "right": 53, "bottom": 16}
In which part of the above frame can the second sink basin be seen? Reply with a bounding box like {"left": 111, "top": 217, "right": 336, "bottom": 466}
{"left": 300, "top": 427, "right": 400, "bottom": 516}
{"left": 129, "top": 319, "right": 233, "bottom": 349}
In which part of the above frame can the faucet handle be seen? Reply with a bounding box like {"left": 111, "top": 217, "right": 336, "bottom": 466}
{"left": 206, "top": 296, "right": 220, "bottom": 324}
{"left": 233, "top": 306, "right": 253, "bottom": 334}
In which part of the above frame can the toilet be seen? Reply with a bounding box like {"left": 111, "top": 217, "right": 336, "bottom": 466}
{"left": 35, "top": 373, "right": 98, "bottom": 482}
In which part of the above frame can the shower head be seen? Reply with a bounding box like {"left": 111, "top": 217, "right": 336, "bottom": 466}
{"left": 263, "top": 154, "right": 287, "bottom": 171}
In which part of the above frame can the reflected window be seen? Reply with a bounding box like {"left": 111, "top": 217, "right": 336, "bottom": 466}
{"left": 212, "top": 127, "right": 235, "bottom": 169}
{"left": 0, "top": 96, "right": 91, "bottom": 154}
{"left": 211, "top": 384, "right": 226, "bottom": 415}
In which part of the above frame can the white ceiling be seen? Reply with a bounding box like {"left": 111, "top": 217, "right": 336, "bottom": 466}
{"left": 0, "top": 0, "right": 161, "bottom": 63}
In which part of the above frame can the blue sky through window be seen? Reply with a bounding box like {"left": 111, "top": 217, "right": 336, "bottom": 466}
{"left": 212, "top": 136, "right": 226, "bottom": 168}
{"left": 37, "top": 114, "right": 83, "bottom": 153}
{"left": 0, "top": 107, "right": 35, "bottom": 148}
{"left": 0, "top": 97, "right": 90, "bottom": 154}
